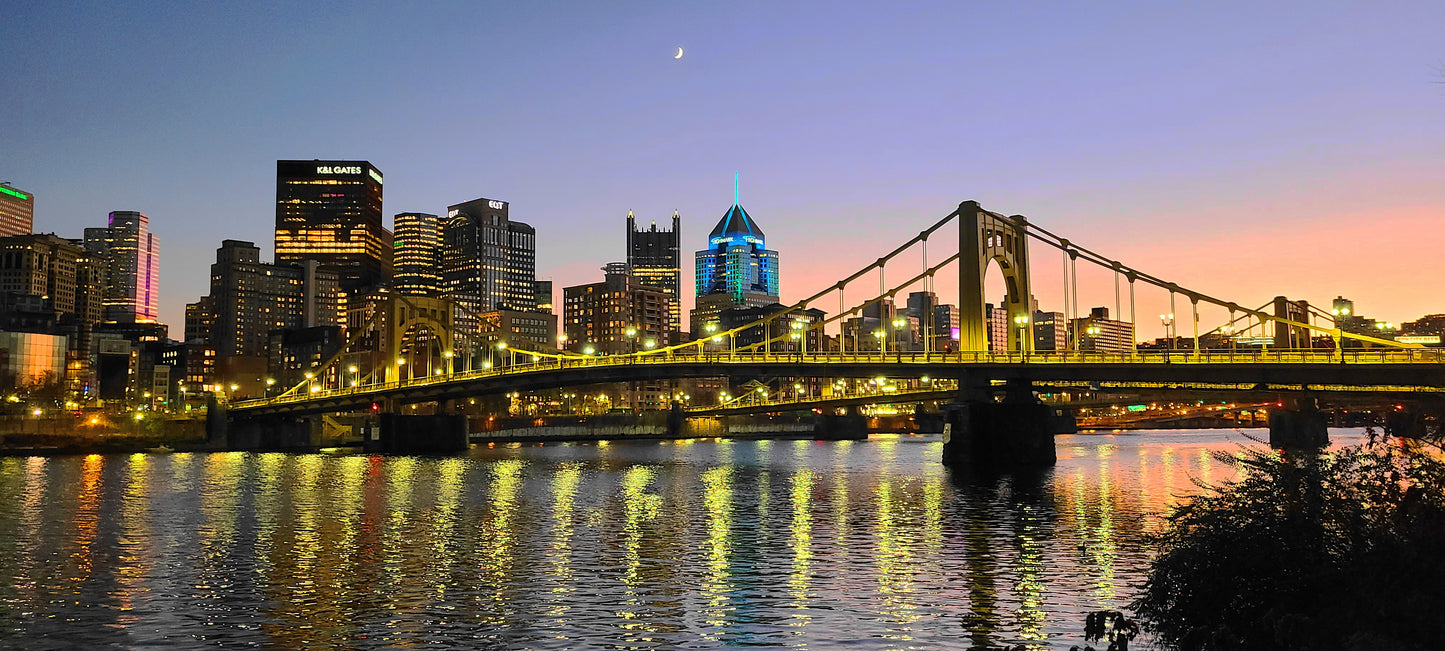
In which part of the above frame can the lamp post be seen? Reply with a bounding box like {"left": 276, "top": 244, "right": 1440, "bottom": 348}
{"left": 1331, "top": 307, "right": 1349, "bottom": 355}
{"left": 1160, "top": 313, "right": 1176, "bottom": 351}
{"left": 348, "top": 365, "right": 359, "bottom": 388}
{"left": 1084, "top": 324, "right": 1101, "bottom": 353}
{"left": 1013, "top": 314, "right": 1031, "bottom": 358}
{"left": 891, "top": 317, "right": 907, "bottom": 354}
{"left": 873, "top": 329, "right": 886, "bottom": 358}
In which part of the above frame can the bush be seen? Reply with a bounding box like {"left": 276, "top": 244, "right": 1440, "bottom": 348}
{"left": 1131, "top": 431, "right": 1445, "bottom": 650}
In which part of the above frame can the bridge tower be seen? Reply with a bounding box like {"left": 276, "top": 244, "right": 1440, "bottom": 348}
{"left": 957, "top": 201, "right": 1033, "bottom": 352}
{"left": 383, "top": 295, "right": 455, "bottom": 383}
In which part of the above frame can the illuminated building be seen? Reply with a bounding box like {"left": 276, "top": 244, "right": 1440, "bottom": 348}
{"left": 1032, "top": 311, "right": 1067, "bottom": 351}
{"left": 84, "top": 211, "right": 159, "bottom": 323}
{"left": 627, "top": 210, "right": 681, "bottom": 335}
{"left": 534, "top": 280, "right": 553, "bottom": 313}
{"left": 563, "top": 264, "right": 671, "bottom": 355}
{"left": 477, "top": 309, "right": 557, "bottom": 352}
{"left": 393, "top": 212, "right": 440, "bottom": 296}
{"left": 563, "top": 264, "right": 672, "bottom": 410}
{"left": 192, "top": 240, "right": 340, "bottom": 361}
{"left": 718, "top": 303, "right": 825, "bottom": 351}
{"left": 987, "top": 303, "right": 1008, "bottom": 352}
{"left": 267, "top": 326, "right": 344, "bottom": 390}
{"left": 1071, "top": 307, "right": 1135, "bottom": 353}
{"left": 442, "top": 196, "right": 537, "bottom": 315}
{"left": 184, "top": 295, "right": 214, "bottom": 344}
{"left": 274, "top": 160, "right": 387, "bottom": 292}
{"left": 0, "top": 331, "right": 66, "bottom": 387}
{"left": 933, "top": 304, "right": 961, "bottom": 351}
{"left": 689, "top": 184, "right": 779, "bottom": 336}
{"left": 0, "top": 234, "right": 104, "bottom": 376}
{"left": 0, "top": 184, "right": 34, "bottom": 237}
{"left": 0, "top": 234, "right": 95, "bottom": 321}
{"left": 158, "top": 341, "right": 216, "bottom": 403}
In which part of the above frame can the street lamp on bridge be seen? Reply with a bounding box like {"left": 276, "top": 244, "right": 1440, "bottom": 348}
{"left": 1160, "top": 313, "right": 1176, "bottom": 351}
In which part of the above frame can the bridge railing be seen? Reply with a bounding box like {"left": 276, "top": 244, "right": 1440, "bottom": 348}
{"left": 231, "top": 347, "right": 1445, "bottom": 410}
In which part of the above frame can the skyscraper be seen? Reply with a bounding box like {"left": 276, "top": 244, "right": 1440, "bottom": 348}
{"left": 441, "top": 197, "right": 536, "bottom": 314}
{"left": 627, "top": 210, "right": 681, "bottom": 335}
{"left": 84, "top": 211, "right": 159, "bottom": 323}
{"left": 393, "top": 212, "right": 441, "bottom": 296}
{"left": 274, "top": 160, "right": 387, "bottom": 292}
{"left": 191, "top": 240, "right": 339, "bottom": 360}
{"left": 0, "top": 184, "right": 34, "bottom": 237}
{"left": 689, "top": 181, "right": 779, "bottom": 336}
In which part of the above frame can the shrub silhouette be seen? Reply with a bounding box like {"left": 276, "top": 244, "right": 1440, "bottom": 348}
{"left": 1131, "top": 430, "right": 1445, "bottom": 650}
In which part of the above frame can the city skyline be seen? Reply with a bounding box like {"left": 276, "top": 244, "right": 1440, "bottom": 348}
{"left": 3, "top": 3, "right": 1444, "bottom": 333}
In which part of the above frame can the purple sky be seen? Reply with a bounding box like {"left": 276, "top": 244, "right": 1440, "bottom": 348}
{"left": 4, "top": 2, "right": 1443, "bottom": 337}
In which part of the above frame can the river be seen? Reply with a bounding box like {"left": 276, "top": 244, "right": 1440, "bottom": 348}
{"left": 0, "top": 429, "right": 1367, "bottom": 649}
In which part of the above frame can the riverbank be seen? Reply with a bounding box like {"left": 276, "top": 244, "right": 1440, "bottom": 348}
{"left": 0, "top": 416, "right": 210, "bottom": 455}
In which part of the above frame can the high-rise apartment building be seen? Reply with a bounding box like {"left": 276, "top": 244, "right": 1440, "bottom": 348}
{"left": 84, "top": 211, "right": 159, "bottom": 323}
{"left": 274, "top": 160, "right": 387, "bottom": 292}
{"left": 933, "top": 304, "right": 961, "bottom": 350}
{"left": 1032, "top": 310, "right": 1067, "bottom": 351}
{"left": 1072, "top": 307, "right": 1135, "bottom": 353}
{"left": 690, "top": 190, "right": 779, "bottom": 336}
{"left": 442, "top": 197, "right": 536, "bottom": 315}
{"left": 987, "top": 303, "right": 1009, "bottom": 352}
{"left": 0, "top": 234, "right": 103, "bottom": 359}
{"left": 194, "top": 240, "right": 340, "bottom": 360}
{"left": 627, "top": 210, "right": 681, "bottom": 334}
{"left": 0, "top": 184, "right": 34, "bottom": 237}
{"left": 563, "top": 265, "right": 673, "bottom": 355}
{"left": 393, "top": 212, "right": 441, "bottom": 296}
{"left": 534, "top": 280, "right": 553, "bottom": 313}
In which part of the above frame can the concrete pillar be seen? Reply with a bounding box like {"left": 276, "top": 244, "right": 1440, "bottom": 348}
{"left": 1384, "top": 408, "right": 1425, "bottom": 439}
{"left": 814, "top": 414, "right": 867, "bottom": 440}
{"left": 942, "top": 378, "right": 1062, "bottom": 468}
{"left": 368, "top": 413, "right": 468, "bottom": 454}
{"left": 205, "top": 393, "right": 227, "bottom": 443}
{"left": 1267, "top": 397, "right": 1329, "bottom": 449}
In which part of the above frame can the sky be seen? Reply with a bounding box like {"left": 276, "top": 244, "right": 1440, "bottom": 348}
{"left": 3, "top": 1, "right": 1443, "bottom": 338}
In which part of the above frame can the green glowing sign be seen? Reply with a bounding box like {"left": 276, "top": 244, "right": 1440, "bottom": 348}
{"left": 1127, "top": 405, "right": 1147, "bottom": 412}
{"left": 0, "top": 187, "right": 28, "bottom": 201}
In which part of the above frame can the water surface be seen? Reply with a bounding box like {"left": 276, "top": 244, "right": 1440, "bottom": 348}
{"left": 0, "top": 429, "right": 1364, "bottom": 648}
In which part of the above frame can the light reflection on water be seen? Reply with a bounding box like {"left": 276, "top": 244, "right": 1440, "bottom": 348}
{"left": 0, "top": 429, "right": 1368, "bottom": 648}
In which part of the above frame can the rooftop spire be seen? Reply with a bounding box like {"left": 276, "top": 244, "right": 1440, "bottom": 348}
{"left": 733, "top": 172, "right": 739, "bottom": 205}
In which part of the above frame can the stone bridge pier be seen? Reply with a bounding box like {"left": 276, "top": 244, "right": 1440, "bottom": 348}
{"left": 942, "top": 377, "right": 1073, "bottom": 469}
{"left": 1267, "top": 396, "right": 1329, "bottom": 449}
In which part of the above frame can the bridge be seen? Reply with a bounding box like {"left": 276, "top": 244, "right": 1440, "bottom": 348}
{"left": 225, "top": 200, "right": 1444, "bottom": 461}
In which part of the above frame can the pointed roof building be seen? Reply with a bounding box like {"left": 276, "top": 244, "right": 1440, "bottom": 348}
{"left": 708, "top": 203, "right": 765, "bottom": 246}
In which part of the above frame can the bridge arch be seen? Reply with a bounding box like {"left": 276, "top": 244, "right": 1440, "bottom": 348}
{"left": 386, "top": 296, "right": 455, "bottom": 382}
{"left": 958, "top": 201, "right": 1033, "bottom": 352}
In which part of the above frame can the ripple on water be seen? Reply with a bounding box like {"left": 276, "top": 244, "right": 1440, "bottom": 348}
{"left": 0, "top": 430, "right": 1343, "bottom": 648}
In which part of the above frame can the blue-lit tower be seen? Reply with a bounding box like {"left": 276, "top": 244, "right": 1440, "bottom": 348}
{"left": 689, "top": 177, "right": 780, "bottom": 336}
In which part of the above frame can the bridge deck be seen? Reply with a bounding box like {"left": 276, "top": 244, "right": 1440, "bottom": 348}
{"left": 229, "top": 349, "right": 1445, "bottom": 417}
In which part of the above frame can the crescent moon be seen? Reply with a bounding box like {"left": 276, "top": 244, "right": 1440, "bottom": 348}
{"left": 674, "top": 46, "right": 684, "bottom": 60}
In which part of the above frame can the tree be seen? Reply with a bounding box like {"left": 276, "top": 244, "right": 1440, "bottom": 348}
{"left": 1132, "top": 430, "right": 1445, "bottom": 649}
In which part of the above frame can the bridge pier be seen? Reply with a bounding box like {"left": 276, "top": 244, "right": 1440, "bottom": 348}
{"left": 1267, "top": 397, "right": 1329, "bottom": 449}
{"left": 942, "top": 379, "right": 1068, "bottom": 468}
{"left": 1383, "top": 406, "right": 1434, "bottom": 440}
{"left": 366, "top": 413, "right": 469, "bottom": 454}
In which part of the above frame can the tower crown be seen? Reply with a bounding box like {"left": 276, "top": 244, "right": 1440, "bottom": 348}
{"left": 708, "top": 204, "right": 764, "bottom": 247}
